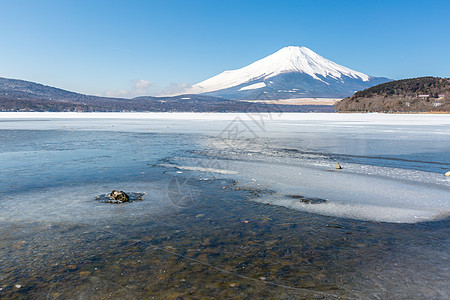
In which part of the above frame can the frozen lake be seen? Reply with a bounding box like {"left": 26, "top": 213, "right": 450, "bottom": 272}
{"left": 0, "top": 112, "right": 449, "bottom": 299}
{"left": 1, "top": 112, "right": 448, "bottom": 223}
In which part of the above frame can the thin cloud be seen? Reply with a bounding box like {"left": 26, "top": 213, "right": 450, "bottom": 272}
{"left": 104, "top": 89, "right": 130, "bottom": 98}
{"left": 158, "top": 82, "right": 192, "bottom": 96}
{"left": 104, "top": 79, "right": 155, "bottom": 98}
{"left": 133, "top": 79, "right": 153, "bottom": 89}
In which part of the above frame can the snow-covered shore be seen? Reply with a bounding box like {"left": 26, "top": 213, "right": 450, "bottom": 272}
{"left": 1, "top": 111, "right": 449, "bottom": 124}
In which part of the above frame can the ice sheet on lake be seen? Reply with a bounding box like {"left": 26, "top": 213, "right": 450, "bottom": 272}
{"left": 172, "top": 155, "right": 450, "bottom": 223}
{"left": 1, "top": 112, "right": 449, "bottom": 223}
{"left": 0, "top": 181, "right": 180, "bottom": 224}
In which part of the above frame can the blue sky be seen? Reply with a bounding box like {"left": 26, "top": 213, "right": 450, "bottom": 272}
{"left": 0, "top": 0, "right": 449, "bottom": 97}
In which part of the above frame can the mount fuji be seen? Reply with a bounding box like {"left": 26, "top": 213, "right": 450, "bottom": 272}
{"left": 186, "top": 46, "right": 391, "bottom": 100}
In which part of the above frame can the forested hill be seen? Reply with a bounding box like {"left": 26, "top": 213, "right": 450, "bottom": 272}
{"left": 335, "top": 77, "right": 450, "bottom": 112}
{"left": 0, "top": 77, "right": 333, "bottom": 112}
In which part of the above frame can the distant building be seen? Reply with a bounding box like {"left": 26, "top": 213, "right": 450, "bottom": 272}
{"left": 418, "top": 94, "right": 429, "bottom": 98}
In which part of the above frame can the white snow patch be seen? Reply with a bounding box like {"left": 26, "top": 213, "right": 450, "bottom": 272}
{"left": 1, "top": 112, "right": 450, "bottom": 124}
{"left": 255, "top": 197, "right": 446, "bottom": 224}
{"left": 238, "top": 82, "right": 266, "bottom": 91}
{"left": 159, "top": 163, "right": 238, "bottom": 175}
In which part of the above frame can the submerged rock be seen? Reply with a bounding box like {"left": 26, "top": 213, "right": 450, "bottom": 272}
{"left": 96, "top": 191, "right": 145, "bottom": 204}
{"left": 336, "top": 163, "right": 342, "bottom": 169}
{"left": 286, "top": 195, "right": 327, "bottom": 204}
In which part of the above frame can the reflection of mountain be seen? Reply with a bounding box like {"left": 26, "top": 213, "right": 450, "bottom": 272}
{"left": 187, "top": 46, "right": 390, "bottom": 100}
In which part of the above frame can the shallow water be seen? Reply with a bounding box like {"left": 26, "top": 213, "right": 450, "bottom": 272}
{"left": 0, "top": 113, "right": 449, "bottom": 299}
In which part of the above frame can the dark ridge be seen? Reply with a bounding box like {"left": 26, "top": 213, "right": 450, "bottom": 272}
{"left": 0, "top": 77, "right": 333, "bottom": 112}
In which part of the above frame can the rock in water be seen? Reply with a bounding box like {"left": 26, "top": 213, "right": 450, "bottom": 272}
{"left": 286, "top": 195, "right": 327, "bottom": 204}
{"left": 445, "top": 171, "right": 450, "bottom": 177}
{"left": 109, "top": 190, "right": 130, "bottom": 202}
{"left": 96, "top": 191, "right": 144, "bottom": 204}
{"left": 336, "top": 163, "right": 342, "bottom": 169}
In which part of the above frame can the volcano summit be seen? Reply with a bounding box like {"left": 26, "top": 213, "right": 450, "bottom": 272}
{"left": 186, "top": 46, "right": 390, "bottom": 100}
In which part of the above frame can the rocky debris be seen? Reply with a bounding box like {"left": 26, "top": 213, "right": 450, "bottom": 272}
{"left": 96, "top": 191, "right": 145, "bottom": 204}
{"left": 286, "top": 195, "right": 327, "bottom": 204}
{"left": 336, "top": 163, "right": 342, "bottom": 169}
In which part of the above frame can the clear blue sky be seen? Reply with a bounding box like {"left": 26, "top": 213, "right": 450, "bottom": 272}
{"left": 0, "top": 0, "right": 449, "bottom": 97}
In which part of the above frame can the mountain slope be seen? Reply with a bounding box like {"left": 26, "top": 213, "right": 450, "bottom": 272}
{"left": 335, "top": 77, "right": 450, "bottom": 112}
{"left": 0, "top": 77, "right": 334, "bottom": 112}
{"left": 187, "top": 46, "right": 391, "bottom": 100}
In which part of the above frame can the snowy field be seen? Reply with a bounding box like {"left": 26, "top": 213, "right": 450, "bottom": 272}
{"left": 1, "top": 111, "right": 450, "bottom": 123}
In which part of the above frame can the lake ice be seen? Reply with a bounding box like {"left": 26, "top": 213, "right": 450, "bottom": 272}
{"left": 0, "top": 112, "right": 449, "bottom": 224}
{"left": 0, "top": 112, "right": 449, "bottom": 299}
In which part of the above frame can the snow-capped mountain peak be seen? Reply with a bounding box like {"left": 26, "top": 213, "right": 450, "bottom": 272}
{"left": 188, "top": 46, "right": 370, "bottom": 94}
{"left": 267, "top": 46, "right": 370, "bottom": 81}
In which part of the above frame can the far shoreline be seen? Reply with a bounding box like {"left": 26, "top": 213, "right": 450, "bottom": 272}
{"left": 336, "top": 111, "right": 450, "bottom": 114}
{"left": 1, "top": 112, "right": 449, "bottom": 123}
